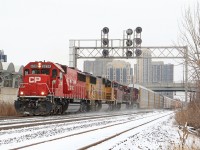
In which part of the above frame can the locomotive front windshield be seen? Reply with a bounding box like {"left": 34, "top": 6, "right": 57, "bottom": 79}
{"left": 32, "top": 69, "right": 50, "bottom": 75}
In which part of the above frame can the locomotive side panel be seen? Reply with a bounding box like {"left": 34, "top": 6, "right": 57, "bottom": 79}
{"left": 96, "top": 77, "right": 103, "bottom": 100}
{"left": 85, "top": 74, "right": 96, "bottom": 100}
{"left": 105, "top": 79, "right": 114, "bottom": 101}
{"left": 76, "top": 72, "right": 87, "bottom": 100}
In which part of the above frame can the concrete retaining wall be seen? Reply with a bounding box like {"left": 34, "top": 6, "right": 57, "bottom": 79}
{"left": 0, "top": 87, "right": 18, "bottom": 103}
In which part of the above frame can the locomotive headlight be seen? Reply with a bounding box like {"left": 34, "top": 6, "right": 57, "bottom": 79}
{"left": 41, "top": 91, "right": 45, "bottom": 95}
{"left": 38, "top": 62, "right": 42, "bottom": 68}
{"left": 20, "top": 91, "right": 24, "bottom": 95}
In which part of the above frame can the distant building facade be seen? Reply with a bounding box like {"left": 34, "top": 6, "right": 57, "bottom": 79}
{"left": 152, "top": 62, "right": 174, "bottom": 83}
{"left": 106, "top": 60, "right": 133, "bottom": 85}
{"left": 0, "top": 50, "right": 7, "bottom": 62}
{"left": 83, "top": 59, "right": 133, "bottom": 85}
{"left": 134, "top": 49, "right": 152, "bottom": 84}
{"left": 83, "top": 59, "right": 112, "bottom": 77}
{"left": 151, "top": 62, "right": 174, "bottom": 98}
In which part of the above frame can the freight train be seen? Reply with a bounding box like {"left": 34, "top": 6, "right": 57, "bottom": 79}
{"left": 14, "top": 61, "right": 182, "bottom": 115}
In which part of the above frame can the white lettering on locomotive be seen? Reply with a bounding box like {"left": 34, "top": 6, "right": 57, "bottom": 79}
{"left": 68, "top": 79, "right": 76, "bottom": 90}
{"left": 29, "top": 77, "right": 41, "bottom": 83}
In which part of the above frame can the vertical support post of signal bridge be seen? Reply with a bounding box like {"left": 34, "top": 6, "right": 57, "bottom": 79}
{"left": 74, "top": 46, "right": 77, "bottom": 68}
{"left": 69, "top": 40, "right": 77, "bottom": 68}
{"left": 185, "top": 46, "right": 188, "bottom": 103}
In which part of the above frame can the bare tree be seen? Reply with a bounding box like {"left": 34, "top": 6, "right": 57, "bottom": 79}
{"left": 178, "top": 2, "right": 200, "bottom": 101}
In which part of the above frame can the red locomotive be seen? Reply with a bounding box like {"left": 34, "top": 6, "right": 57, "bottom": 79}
{"left": 15, "top": 61, "right": 86, "bottom": 115}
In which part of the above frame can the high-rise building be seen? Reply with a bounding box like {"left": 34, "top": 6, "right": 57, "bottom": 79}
{"left": 152, "top": 61, "right": 164, "bottom": 83}
{"left": 162, "top": 64, "right": 174, "bottom": 82}
{"left": 151, "top": 62, "right": 174, "bottom": 98}
{"left": 134, "top": 49, "right": 152, "bottom": 84}
{"left": 0, "top": 50, "right": 7, "bottom": 62}
{"left": 83, "top": 59, "right": 112, "bottom": 77}
{"left": 106, "top": 60, "right": 133, "bottom": 85}
{"left": 151, "top": 62, "right": 174, "bottom": 83}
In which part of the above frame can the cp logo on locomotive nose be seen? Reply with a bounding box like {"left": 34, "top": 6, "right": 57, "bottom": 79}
{"left": 29, "top": 77, "right": 41, "bottom": 83}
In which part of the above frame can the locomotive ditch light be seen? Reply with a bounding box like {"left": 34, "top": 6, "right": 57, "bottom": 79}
{"left": 126, "top": 51, "right": 133, "bottom": 57}
{"left": 102, "top": 49, "right": 109, "bottom": 57}
{"left": 102, "top": 27, "right": 109, "bottom": 34}
{"left": 135, "top": 38, "right": 142, "bottom": 45}
{"left": 126, "top": 39, "right": 133, "bottom": 46}
{"left": 126, "top": 28, "right": 133, "bottom": 35}
{"left": 102, "top": 38, "right": 109, "bottom": 45}
{"left": 20, "top": 91, "right": 24, "bottom": 95}
{"left": 41, "top": 91, "right": 45, "bottom": 95}
{"left": 135, "top": 49, "right": 142, "bottom": 56}
{"left": 135, "top": 27, "right": 142, "bottom": 33}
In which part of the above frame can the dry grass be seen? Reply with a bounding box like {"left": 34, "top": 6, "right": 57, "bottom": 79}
{"left": 0, "top": 101, "right": 17, "bottom": 116}
{"left": 175, "top": 101, "right": 200, "bottom": 130}
{"left": 174, "top": 99, "right": 200, "bottom": 150}
{"left": 172, "top": 144, "right": 199, "bottom": 150}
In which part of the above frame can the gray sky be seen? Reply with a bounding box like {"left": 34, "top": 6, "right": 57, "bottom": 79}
{"left": 0, "top": 0, "right": 196, "bottom": 74}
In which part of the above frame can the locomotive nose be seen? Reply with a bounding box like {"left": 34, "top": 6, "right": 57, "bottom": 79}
{"left": 19, "top": 74, "right": 50, "bottom": 97}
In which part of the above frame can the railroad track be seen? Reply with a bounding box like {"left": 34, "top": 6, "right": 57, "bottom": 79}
{"left": 0, "top": 110, "right": 152, "bottom": 130}
{"left": 8, "top": 111, "right": 172, "bottom": 150}
{"left": 79, "top": 112, "right": 173, "bottom": 150}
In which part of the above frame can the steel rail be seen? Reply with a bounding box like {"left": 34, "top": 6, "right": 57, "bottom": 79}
{"left": 10, "top": 111, "right": 167, "bottom": 150}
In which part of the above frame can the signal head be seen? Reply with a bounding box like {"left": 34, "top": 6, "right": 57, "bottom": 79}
{"left": 135, "top": 27, "right": 142, "bottom": 34}
{"left": 102, "top": 27, "right": 109, "bottom": 34}
{"left": 126, "top": 28, "right": 133, "bottom": 35}
{"left": 102, "top": 49, "right": 109, "bottom": 57}
{"left": 135, "top": 38, "right": 142, "bottom": 45}
{"left": 135, "top": 49, "right": 142, "bottom": 56}
{"left": 126, "top": 51, "right": 133, "bottom": 57}
{"left": 102, "top": 38, "right": 109, "bottom": 45}
{"left": 126, "top": 39, "right": 133, "bottom": 46}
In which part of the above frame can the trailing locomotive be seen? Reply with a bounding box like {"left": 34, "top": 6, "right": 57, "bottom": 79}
{"left": 14, "top": 61, "right": 182, "bottom": 115}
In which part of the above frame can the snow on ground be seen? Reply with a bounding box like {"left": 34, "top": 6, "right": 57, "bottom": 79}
{"left": 0, "top": 110, "right": 199, "bottom": 150}
{"left": 99, "top": 115, "right": 200, "bottom": 150}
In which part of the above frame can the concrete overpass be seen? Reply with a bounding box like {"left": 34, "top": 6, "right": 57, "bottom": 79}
{"left": 139, "top": 83, "right": 196, "bottom": 92}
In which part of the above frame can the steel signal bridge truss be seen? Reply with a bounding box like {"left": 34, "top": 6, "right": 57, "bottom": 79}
{"left": 69, "top": 27, "right": 188, "bottom": 102}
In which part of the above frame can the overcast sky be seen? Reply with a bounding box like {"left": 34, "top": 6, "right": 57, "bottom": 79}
{"left": 0, "top": 0, "right": 197, "bottom": 76}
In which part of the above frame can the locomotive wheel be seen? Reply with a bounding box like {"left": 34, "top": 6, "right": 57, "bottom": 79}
{"left": 79, "top": 101, "right": 89, "bottom": 112}
{"left": 58, "top": 105, "right": 63, "bottom": 115}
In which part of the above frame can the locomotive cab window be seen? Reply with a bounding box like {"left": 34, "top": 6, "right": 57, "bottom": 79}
{"left": 24, "top": 69, "right": 29, "bottom": 75}
{"left": 41, "top": 69, "right": 50, "bottom": 75}
{"left": 52, "top": 69, "right": 57, "bottom": 78}
{"left": 32, "top": 69, "right": 40, "bottom": 74}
